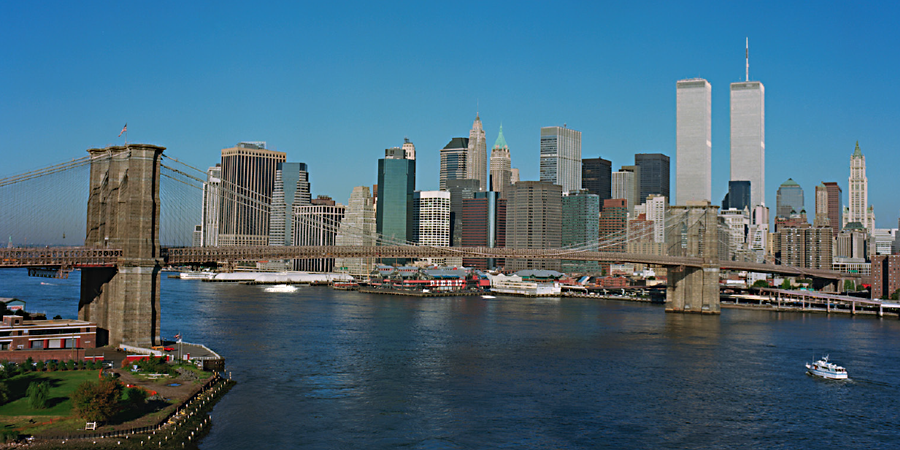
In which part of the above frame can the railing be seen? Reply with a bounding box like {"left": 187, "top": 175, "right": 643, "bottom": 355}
{"left": 0, "top": 247, "right": 121, "bottom": 268}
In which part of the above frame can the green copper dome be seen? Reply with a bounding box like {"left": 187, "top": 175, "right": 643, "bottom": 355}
{"left": 852, "top": 141, "right": 863, "bottom": 158}
{"left": 493, "top": 124, "right": 508, "bottom": 149}
{"left": 780, "top": 178, "right": 800, "bottom": 187}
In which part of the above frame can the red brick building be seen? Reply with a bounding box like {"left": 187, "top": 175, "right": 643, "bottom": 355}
{"left": 872, "top": 255, "right": 900, "bottom": 299}
{"left": 0, "top": 315, "right": 98, "bottom": 363}
{"left": 600, "top": 198, "right": 627, "bottom": 252}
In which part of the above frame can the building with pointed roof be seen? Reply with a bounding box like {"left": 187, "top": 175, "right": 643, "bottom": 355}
{"left": 843, "top": 142, "right": 875, "bottom": 234}
{"left": 490, "top": 124, "right": 512, "bottom": 197}
{"left": 467, "top": 114, "right": 488, "bottom": 191}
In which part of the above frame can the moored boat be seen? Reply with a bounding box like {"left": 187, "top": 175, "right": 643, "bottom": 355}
{"left": 179, "top": 271, "right": 216, "bottom": 280}
{"left": 806, "top": 355, "right": 848, "bottom": 380}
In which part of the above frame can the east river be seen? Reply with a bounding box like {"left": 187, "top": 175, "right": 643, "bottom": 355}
{"left": 2, "top": 269, "right": 900, "bottom": 449}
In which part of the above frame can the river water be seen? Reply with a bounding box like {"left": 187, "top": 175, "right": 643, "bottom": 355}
{"left": 3, "top": 269, "right": 900, "bottom": 449}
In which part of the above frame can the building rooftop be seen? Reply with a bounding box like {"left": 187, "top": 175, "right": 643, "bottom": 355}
{"left": 852, "top": 141, "right": 863, "bottom": 159}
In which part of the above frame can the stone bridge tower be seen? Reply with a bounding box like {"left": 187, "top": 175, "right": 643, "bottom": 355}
{"left": 78, "top": 144, "right": 165, "bottom": 347}
{"left": 666, "top": 201, "right": 721, "bottom": 314}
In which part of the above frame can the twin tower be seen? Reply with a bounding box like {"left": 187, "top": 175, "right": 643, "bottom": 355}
{"left": 675, "top": 78, "right": 765, "bottom": 209}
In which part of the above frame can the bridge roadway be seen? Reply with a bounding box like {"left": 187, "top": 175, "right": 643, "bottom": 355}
{"left": 0, "top": 246, "right": 857, "bottom": 281}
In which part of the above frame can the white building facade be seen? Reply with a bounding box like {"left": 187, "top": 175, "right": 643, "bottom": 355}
{"left": 676, "top": 78, "right": 712, "bottom": 204}
{"left": 730, "top": 81, "right": 765, "bottom": 208}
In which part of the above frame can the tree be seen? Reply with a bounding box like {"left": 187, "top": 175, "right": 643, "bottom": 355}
{"left": 752, "top": 280, "right": 769, "bottom": 288}
{"left": 70, "top": 378, "right": 123, "bottom": 423}
{"left": 26, "top": 381, "right": 49, "bottom": 409}
{"left": 844, "top": 280, "right": 856, "bottom": 292}
{"left": 780, "top": 279, "right": 792, "bottom": 290}
{"left": 891, "top": 289, "right": 900, "bottom": 301}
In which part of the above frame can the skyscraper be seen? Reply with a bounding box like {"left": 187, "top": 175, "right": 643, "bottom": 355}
{"left": 582, "top": 157, "right": 612, "bottom": 207}
{"left": 334, "top": 186, "right": 376, "bottom": 278}
{"left": 814, "top": 183, "right": 829, "bottom": 228}
{"left": 506, "top": 181, "right": 562, "bottom": 271}
{"left": 722, "top": 180, "right": 751, "bottom": 211}
{"left": 730, "top": 81, "right": 765, "bottom": 208}
{"left": 844, "top": 142, "right": 875, "bottom": 233}
{"left": 462, "top": 191, "right": 506, "bottom": 270}
{"left": 376, "top": 143, "right": 416, "bottom": 246}
{"left": 634, "top": 153, "right": 670, "bottom": 205}
{"left": 200, "top": 164, "right": 221, "bottom": 247}
{"left": 446, "top": 179, "right": 480, "bottom": 247}
{"left": 823, "top": 181, "right": 843, "bottom": 235}
{"left": 293, "top": 203, "right": 346, "bottom": 272}
{"left": 269, "top": 162, "right": 310, "bottom": 246}
{"left": 413, "top": 191, "right": 450, "bottom": 247}
{"left": 599, "top": 199, "right": 628, "bottom": 252}
{"left": 776, "top": 178, "right": 804, "bottom": 219}
{"left": 489, "top": 125, "right": 512, "bottom": 197}
{"left": 439, "top": 137, "right": 468, "bottom": 190}
{"left": 562, "top": 190, "right": 600, "bottom": 273}
{"left": 218, "top": 142, "right": 286, "bottom": 247}
{"left": 540, "top": 126, "right": 582, "bottom": 193}
{"left": 611, "top": 167, "right": 639, "bottom": 216}
{"left": 467, "top": 115, "right": 487, "bottom": 191}
{"left": 676, "top": 78, "right": 712, "bottom": 204}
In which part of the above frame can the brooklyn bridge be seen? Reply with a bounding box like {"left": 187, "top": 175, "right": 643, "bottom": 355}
{"left": 0, "top": 144, "right": 863, "bottom": 347}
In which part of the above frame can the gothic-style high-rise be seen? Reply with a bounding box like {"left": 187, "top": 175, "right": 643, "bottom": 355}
{"left": 844, "top": 142, "right": 875, "bottom": 233}
{"left": 467, "top": 114, "right": 487, "bottom": 191}
{"left": 490, "top": 124, "right": 512, "bottom": 197}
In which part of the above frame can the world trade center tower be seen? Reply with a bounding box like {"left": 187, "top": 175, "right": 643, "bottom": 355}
{"left": 730, "top": 80, "right": 765, "bottom": 209}
{"left": 676, "top": 78, "right": 712, "bottom": 204}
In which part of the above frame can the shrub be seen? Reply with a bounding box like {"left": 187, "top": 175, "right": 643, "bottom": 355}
{"left": 24, "top": 357, "right": 34, "bottom": 372}
{"left": 0, "top": 430, "right": 19, "bottom": 443}
{"left": 26, "top": 381, "right": 50, "bottom": 409}
{"left": 70, "top": 378, "right": 123, "bottom": 422}
{"left": 46, "top": 361, "right": 57, "bottom": 371}
{"left": 35, "top": 361, "right": 45, "bottom": 372}
{"left": 0, "top": 381, "right": 9, "bottom": 405}
{"left": 751, "top": 280, "right": 769, "bottom": 288}
{"left": 67, "top": 360, "right": 77, "bottom": 371}
{"left": 124, "top": 386, "right": 147, "bottom": 406}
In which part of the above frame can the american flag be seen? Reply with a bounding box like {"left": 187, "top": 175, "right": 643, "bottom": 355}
{"left": 118, "top": 123, "right": 127, "bottom": 137}
{"left": 175, "top": 333, "right": 182, "bottom": 341}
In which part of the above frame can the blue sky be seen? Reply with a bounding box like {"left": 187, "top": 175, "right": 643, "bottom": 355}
{"left": 2, "top": 1, "right": 899, "bottom": 227}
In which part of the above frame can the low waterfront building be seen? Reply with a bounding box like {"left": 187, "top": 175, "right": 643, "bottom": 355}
{"left": 489, "top": 273, "right": 561, "bottom": 297}
{"left": 872, "top": 255, "right": 900, "bottom": 299}
{"left": 0, "top": 315, "right": 97, "bottom": 363}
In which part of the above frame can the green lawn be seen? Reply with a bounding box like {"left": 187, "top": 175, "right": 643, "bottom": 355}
{"left": 0, "top": 370, "right": 100, "bottom": 417}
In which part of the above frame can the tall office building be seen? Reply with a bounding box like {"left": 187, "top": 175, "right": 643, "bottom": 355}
{"left": 292, "top": 203, "right": 346, "bottom": 272}
{"left": 402, "top": 138, "right": 416, "bottom": 160}
{"left": 814, "top": 183, "right": 829, "bottom": 228}
{"left": 490, "top": 125, "right": 513, "bottom": 197}
{"left": 269, "top": 162, "right": 311, "bottom": 246}
{"left": 200, "top": 164, "right": 221, "bottom": 247}
{"left": 645, "top": 194, "right": 667, "bottom": 244}
{"left": 634, "top": 153, "right": 670, "bottom": 204}
{"left": 446, "top": 179, "right": 480, "bottom": 247}
{"left": 376, "top": 143, "right": 416, "bottom": 246}
{"left": 844, "top": 142, "right": 875, "bottom": 234}
{"left": 562, "top": 190, "right": 600, "bottom": 273}
{"left": 676, "top": 79, "right": 712, "bottom": 204}
{"left": 334, "top": 186, "right": 376, "bottom": 278}
{"left": 776, "top": 179, "right": 804, "bottom": 219}
{"left": 218, "top": 142, "right": 286, "bottom": 247}
{"left": 462, "top": 192, "right": 506, "bottom": 269}
{"left": 730, "top": 81, "right": 765, "bottom": 208}
{"left": 599, "top": 199, "right": 628, "bottom": 252}
{"left": 467, "top": 115, "right": 487, "bottom": 191}
{"left": 722, "top": 180, "right": 751, "bottom": 211}
{"left": 413, "top": 191, "right": 451, "bottom": 247}
{"left": 612, "top": 166, "right": 640, "bottom": 216}
{"left": 540, "top": 126, "right": 582, "bottom": 193}
{"left": 439, "top": 137, "right": 468, "bottom": 190}
{"left": 823, "top": 182, "right": 843, "bottom": 235}
{"left": 506, "top": 181, "right": 562, "bottom": 271}
{"left": 582, "top": 157, "right": 612, "bottom": 208}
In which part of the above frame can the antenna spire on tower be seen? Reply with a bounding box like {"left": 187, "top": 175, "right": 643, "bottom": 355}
{"left": 746, "top": 37, "right": 750, "bottom": 82}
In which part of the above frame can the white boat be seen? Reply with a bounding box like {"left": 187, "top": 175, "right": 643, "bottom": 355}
{"left": 264, "top": 284, "right": 298, "bottom": 293}
{"left": 481, "top": 295, "right": 496, "bottom": 299}
{"left": 179, "top": 271, "right": 216, "bottom": 280}
{"left": 806, "top": 355, "right": 848, "bottom": 380}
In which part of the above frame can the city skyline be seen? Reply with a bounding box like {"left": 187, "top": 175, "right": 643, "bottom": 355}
{"left": 2, "top": 2, "right": 899, "bottom": 226}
